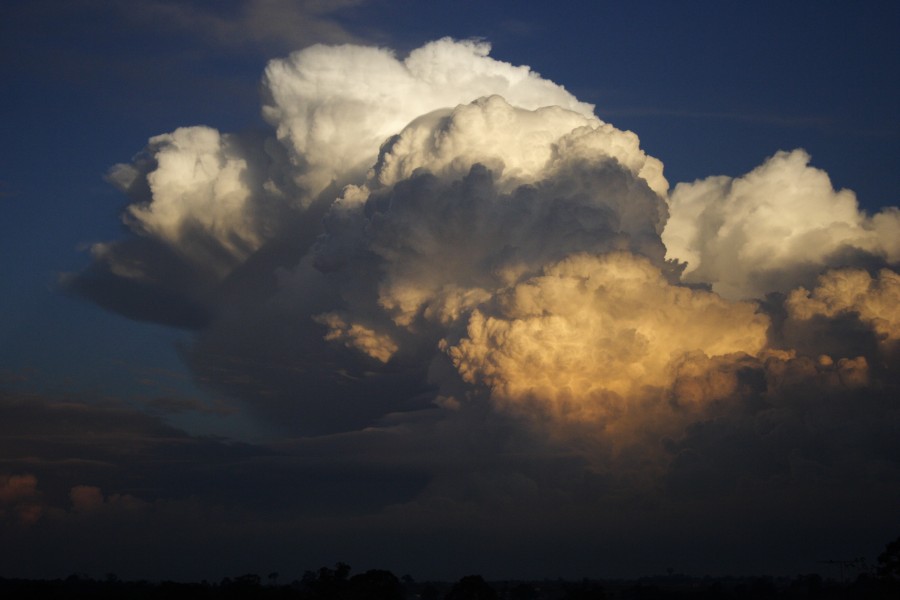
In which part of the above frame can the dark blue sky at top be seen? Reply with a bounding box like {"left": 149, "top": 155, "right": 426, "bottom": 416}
{"left": 1, "top": 0, "right": 898, "bottom": 434}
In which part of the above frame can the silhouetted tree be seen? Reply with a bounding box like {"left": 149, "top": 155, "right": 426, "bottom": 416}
{"left": 302, "top": 562, "right": 354, "bottom": 599}
{"left": 785, "top": 574, "right": 820, "bottom": 598}
{"left": 445, "top": 575, "right": 497, "bottom": 600}
{"left": 509, "top": 582, "right": 538, "bottom": 600}
{"left": 621, "top": 583, "right": 662, "bottom": 600}
{"left": 747, "top": 577, "right": 775, "bottom": 598}
{"left": 234, "top": 573, "right": 262, "bottom": 587}
{"left": 420, "top": 582, "right": 441, "bottom": 600}
{"left": 878, "top": 535, "right": 900, "bottom": 580}
{"left": 347, "top": 569, "right": 404, "bottom": 600}
{"left": 562, "top": 580, "right": 606, "bottom": 600}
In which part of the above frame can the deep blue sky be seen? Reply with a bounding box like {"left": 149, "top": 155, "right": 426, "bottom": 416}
{"left": 1, "top": 0, "right": 898, "bottom": 582}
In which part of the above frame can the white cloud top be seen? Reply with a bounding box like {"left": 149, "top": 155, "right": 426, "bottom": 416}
{"left": 262, "top": 38, "right": 595, "bottom": 197}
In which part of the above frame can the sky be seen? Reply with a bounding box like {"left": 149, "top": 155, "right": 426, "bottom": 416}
{"left": 1, "top": 0, "right": 899, "bottom": 583}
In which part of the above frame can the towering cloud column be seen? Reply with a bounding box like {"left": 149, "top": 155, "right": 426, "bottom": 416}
{"left": 66, "top": 38, "right": 899, "bottom": 446}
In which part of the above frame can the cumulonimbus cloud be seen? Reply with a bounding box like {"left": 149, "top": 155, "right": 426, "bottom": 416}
{"left": 66, "top": 38, "right": 900, "bottom": 458}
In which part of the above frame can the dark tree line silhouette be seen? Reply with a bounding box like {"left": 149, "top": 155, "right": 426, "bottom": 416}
{"left": 1, "top": 535, "right": 899, "bottom": 599}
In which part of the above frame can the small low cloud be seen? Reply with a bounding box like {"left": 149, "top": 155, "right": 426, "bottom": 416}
{"left": 0, "top": 473, "right": 43, "bottom": 525}
{"left": 70, "top": 484, "right": 147, "bottom": 513}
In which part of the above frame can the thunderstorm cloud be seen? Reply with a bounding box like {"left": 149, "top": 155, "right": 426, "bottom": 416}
{"left": 51, "top": 37, "right": 900, "bottom": 577}
{"left": 66, "top": 36, "right": 900, "bottom": 434}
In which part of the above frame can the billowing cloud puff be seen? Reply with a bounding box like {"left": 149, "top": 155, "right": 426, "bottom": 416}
{"left": 311, "top": 94, "right": 670, "bottom": 365}
{"left": 446, "top": 252, "right": 768, "bottom": 425}
{"left": 0, "top": 473, "right": 43, "bottom": 525}
{"left": 69, "top": 484, "right": 106, "bottom": 512}
{"left": 786, "top": 267, "right": 900, "bottom": 344}
{"left": 70, "top": 484, "right": 146, "bottom": 513}
{"left": 107, "top": 126, "right": 264, "bottom": 278}
{"left": 664, "top": 149, "right": 900, "bottom": 300}
{"left": 314, "top": 312, "right": 399, "bottom": 363}
{"left": 262, "top": 37, "right": 595, "bottom": 195}
{"left": 0, "top": 473, "right": 39, "bottom": 506}
{"left": 370, "top": 95, "right": 667, "bottom": 197}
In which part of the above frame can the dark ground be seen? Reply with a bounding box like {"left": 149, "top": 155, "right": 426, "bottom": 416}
{"left": 1, "top": 569, "right": 898, "bottom": 600}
